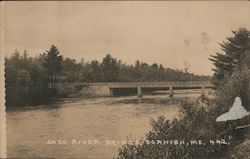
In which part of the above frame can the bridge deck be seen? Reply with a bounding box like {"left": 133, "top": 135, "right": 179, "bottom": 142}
{"left": 73, "top": 81, "right": 214, "bottom": 97}
{"left": 106, "top": 81, "right": 214, "bottom": 88}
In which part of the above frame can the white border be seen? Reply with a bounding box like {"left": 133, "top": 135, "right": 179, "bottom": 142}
{"left": 0, "top": 1, "right": 7, "bottom": 158}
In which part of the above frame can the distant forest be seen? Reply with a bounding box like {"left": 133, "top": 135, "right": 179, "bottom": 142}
{"left": 5, "top": 46, "right": 210, "bottom": 106}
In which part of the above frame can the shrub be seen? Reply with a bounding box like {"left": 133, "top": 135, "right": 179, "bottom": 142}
{"left": 117, "top": 98, "right": 236, "bottom": 159}
{"left": 215, "top": 65, "right": 250, "bottom": 113}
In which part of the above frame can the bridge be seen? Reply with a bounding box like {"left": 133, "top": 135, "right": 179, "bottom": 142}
{"left": 79, "top": 81, "right": 214, "bottom": 97}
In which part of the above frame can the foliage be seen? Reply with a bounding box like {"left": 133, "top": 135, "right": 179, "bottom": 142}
{"left": 82, "top": 58, "right": 209, "bottom": 83}
{"left": 209, "top": 28, "right": 250, "bottom": 86}
{"left": 5, "top": 46, "right": 209, "bottom": 107}
{"left": 61, "top": 58, "right": 84, "bottom": 83}
{"left": 117, "top": 98, "right": 239, "bottom": 159}
{"left": 214, "top": 59, "right": 250, "bottom": 112}
{"left": 101, "top": 54, "right": 121, "bottom": 82}
{"left": 5, "top": 50, "right": 50, "bottom": 106}
{"left": 5, "top": 45, "right": 65, "bottom": 107}
{"left": 42, "top": 45, "right": 63, "bottom": 89}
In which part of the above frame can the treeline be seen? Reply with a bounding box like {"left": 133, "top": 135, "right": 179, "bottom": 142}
{"left": 5, "top": 45, "right": 209, "bottom": 107}
{"left": 56, "top": 53, "right": 209, "bottom": 83}
{"left": 5, "top": 46, "right": 63, "bottom": 107}
{"left": 82, "top": 55, "right": 209, "bottom": 82}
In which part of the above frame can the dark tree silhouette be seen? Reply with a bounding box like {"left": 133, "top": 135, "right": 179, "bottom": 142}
{"left": 42, "top": 45, "right": 63, "bottom": 89}
{"left": 101, "top": 54, "right": 120, "bottom": 82}
{"left": 209, "top": 28, "right": 250, "bottom": 86}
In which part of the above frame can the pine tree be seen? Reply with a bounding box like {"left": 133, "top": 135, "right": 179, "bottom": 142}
{"left": 101, "top": 54, "right": 120, "bottom": 82}
{"left": 43, "top": 45, "right": 63, "bottom": 89}
{"left": 209, "top": 28, "right": 250, "bottom": 85}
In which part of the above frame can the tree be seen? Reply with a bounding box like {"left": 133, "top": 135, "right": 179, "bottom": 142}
{"left": 89, "top": 60, "right": 102, "bottom": 82}
{"left": 42, "top": 45, "right": 63, "bottom": 89}
{"left": 5, "top": 50, "right": 51, "bottom": 106}
{"left": 209, "top": 28, "right": 250, "bottom": 85}
{"left": 101, "top": 54, "right": 120, "bottom": 82}
{"left": 61, "top": 58, "right": 84, "bottom": 83}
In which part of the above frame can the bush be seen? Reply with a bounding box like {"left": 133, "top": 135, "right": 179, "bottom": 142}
{"left": 117, "top": 98, "right": 236, "bottom": 159}
{"left": 215, "top": 65, "right": 250, "bottom": 113}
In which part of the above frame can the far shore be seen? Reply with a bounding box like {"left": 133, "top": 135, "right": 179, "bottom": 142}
{"left": 6, "top": 91, "right": 206, "bottom": 112}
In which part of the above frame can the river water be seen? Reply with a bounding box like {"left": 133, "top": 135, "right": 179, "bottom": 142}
{"left": 6, "top": 93, "right": 200, "bottom": 158}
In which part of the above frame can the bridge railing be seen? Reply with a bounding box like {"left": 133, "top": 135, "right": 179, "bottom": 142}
{"left": 107, "top": 81, "right": 213, "bottom": 88}
{"left": 72, "top": 81, "right": 214, "bottom": 88}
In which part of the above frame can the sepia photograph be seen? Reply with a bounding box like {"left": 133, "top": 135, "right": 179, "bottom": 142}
{"left": 1, "top": 1, "right": 250, "bottom": 158}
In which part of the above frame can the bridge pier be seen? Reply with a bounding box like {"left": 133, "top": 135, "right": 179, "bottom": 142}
{"left": 201, "top": 86, "right": 206, "bottom": 96}
{"left": 137, "top": 87, "right": 143, "bottom": 98}
{"left": 110, "top": 88, "right": 114, "bottom": 96}
{"left": 169, "top": 86, "right": 173, "bottom": 97}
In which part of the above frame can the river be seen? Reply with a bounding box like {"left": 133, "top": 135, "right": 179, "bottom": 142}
{"left": 6, "top": 92, "right": 201, "bottom": 158}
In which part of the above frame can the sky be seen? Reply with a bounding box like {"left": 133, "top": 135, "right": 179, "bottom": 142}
{"left": 2, "top": 1, "right": 250, "bottom": 75}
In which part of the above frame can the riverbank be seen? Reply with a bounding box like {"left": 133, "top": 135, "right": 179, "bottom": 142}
{"left": 6, "top": 90, "right": 203, "bottom": 112}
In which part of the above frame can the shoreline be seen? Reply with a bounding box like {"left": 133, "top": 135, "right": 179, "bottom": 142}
{"left": 6, "top": 93, "right": 201, "bottom": 112}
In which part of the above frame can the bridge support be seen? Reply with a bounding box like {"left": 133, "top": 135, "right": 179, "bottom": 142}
{"left": 169, "top": 86, "right": 173, "bottom": 97}
{"left": 201, "top": 86, "right": 206, "bottom": 96}
{"left": 110, "top": 88, "right": 114, "bottom": 96}
{"left": 137, "top": 87, "right": 143, "bottom": 98}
